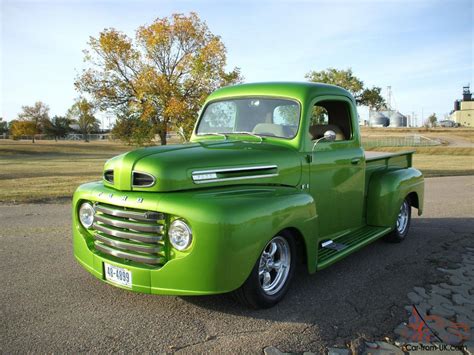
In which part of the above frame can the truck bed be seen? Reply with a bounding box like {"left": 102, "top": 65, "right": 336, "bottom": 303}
{"left": 365, "top": 150, "right": 415, "bottom": 162}
{"left": 365, "top": 150, "right": 415, "bottom": 182}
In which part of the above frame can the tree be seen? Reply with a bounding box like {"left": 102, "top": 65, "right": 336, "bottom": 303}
{"left": 0, "top": 117, "right": 7, "bottom": 135}
{"left": 427, "top": 113, "right": 437, "bottom": 127}
{"left": 75, "top": 12, "right": 242, "bottom": 145}
{"left": 112, "top": 110, "right": 156, "bottom": 146}
{"left": 305, "top": 68, "right": 385, "bottom": 109}
{"left": 10, "top": 120, "right": 37, "bottom": 139}
{"left": 359, "top": 87, "right": 386, "bottom": 111}
{"left": 43, "top": 115, "right": 72, "bottom": 141}
{"left": 67, "top": 98, "right": 100, "bottom": 142}
{"left": 17, "top": 101, "right": 50, "bottom": 142}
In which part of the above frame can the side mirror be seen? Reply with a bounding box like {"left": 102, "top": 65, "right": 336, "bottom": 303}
{"left": 323, "top": 130, "right": 336, "bottom": 142}
{"left": 311, "top": 129, "right": 337, "bottom": 156}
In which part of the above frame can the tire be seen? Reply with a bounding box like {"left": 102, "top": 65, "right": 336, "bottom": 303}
{"left": 233, "top": 231, "right": 296, "bottom": 309}
{"left": 384, "top": 198, "right": 411, "bottom": 243}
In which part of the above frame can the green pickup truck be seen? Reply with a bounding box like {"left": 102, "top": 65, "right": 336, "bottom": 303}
{"left": 73, "top": 82, "right": 424, "bottom": 308}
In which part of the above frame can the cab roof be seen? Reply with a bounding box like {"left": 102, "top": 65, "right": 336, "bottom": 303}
{"left": 206, "top": 82, "right": 354, "bottom": 103}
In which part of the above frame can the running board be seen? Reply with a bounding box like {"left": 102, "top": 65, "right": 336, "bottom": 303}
{"left": 317, "top": 226, "right": 391, "bottom": 270}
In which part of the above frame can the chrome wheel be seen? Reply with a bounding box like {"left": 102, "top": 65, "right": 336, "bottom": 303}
{"left": 396, "top": 200, "right": 409, "bottom": 234}
{"left": 258, "top": 236, "right": 291, "bottom": 296}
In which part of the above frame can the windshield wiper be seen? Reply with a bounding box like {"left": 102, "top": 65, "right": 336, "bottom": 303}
{"left": 226, "top": 131, "right": 263, "bottom": 143}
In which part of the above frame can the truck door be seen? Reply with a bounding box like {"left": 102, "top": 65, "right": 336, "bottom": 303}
{"left": 308, "top": 96, "right": 365, "bottom": 239}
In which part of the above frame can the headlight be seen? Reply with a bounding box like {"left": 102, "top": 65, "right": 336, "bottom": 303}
{"left": 79, "top": 202, "right": 95, "bottom": 229}
{"left": 168, "top": 220, "right": 192, "bottom": 251}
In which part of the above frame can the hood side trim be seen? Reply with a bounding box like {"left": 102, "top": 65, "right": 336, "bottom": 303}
{"left": 192, "top": 165, "right": 278, "bottom": 184}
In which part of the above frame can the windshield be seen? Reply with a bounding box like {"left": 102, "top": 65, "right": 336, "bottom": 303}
{"left": 196, "top": 98, "right": 300, "bottom": 139}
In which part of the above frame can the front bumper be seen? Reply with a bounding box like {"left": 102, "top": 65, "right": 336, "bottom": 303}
{"left": 73, "top": 229, "right": 222, "bottom": 295}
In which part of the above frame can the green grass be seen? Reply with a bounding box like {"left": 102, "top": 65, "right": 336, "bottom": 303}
{"left": 0, "top": 140, "right": 131, "bottom": 203}
{"left": 0, "top": 135, "right": 473, "bottom": 203}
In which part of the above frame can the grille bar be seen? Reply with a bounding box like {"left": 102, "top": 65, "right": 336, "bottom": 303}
{"left": 94, "top": 233, "right": 163, "bottom": 253}
{"left": 92, "top": 223, "right": 162, "bottom": 243}
{"left": 94, "top": 214, "right": 163, "bottom": 233}
{"left": 95, "top": 242, "right": 165, "bottom": 265}
{"left": 95, "top": 204, "right": 163, "bottom": 221}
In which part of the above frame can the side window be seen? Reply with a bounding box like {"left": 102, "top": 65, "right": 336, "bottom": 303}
{"left": 308, "top": 100, "right": 352, "bottom": 141}
{"left": 311, "top": 106, "right": 329, "bottom": 125}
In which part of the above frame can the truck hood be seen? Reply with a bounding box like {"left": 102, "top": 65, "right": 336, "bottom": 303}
{"left": 103, "top": 140, "right": 302, "bottom": 192}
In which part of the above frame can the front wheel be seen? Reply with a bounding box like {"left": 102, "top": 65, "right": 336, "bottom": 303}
{"left": 384, "top": 198, "right": 412, "bottom": 243}
{"left": 233, "top": 231, "right": 296, "bottom": 308}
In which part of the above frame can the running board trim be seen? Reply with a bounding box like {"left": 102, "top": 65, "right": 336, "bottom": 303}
{"left": 316, "top": 226, "right": 391, "bottom": 270}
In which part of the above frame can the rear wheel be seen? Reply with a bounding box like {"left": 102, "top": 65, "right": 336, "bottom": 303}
{"left": 233, "top": 231, "right": 296, "bottom": 308}
{"left": 384, "top": 198, "right": 411, "bottom": 243}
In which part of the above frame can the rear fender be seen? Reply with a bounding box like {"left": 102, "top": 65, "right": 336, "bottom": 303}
{"left": 366, "top": 168, "right": 424, "bottom": 228}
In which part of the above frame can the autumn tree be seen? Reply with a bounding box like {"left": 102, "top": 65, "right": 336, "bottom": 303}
{"left": 17, "top": 101, "right": 50, "bottom": 142}
{"left": 112, "top": 110, "right": 156, "bottom": 146}
{"left": 75, "top": 12, "right": 241, "bottom": 145}
{"left": 67, "top": 98, "right": 100, "bottom": 142}
{"left": 305, "top": 68, "right": 385, "bottom": 110}
{"left": 44, "top": 115, "right": 73, "bottom": 141}
{"left": 10, "top": 120, "right": 37, "bottom": 139}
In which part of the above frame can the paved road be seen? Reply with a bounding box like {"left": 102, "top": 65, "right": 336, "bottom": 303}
{"left": 1, "top": 176, "right": 473, "bottom": 353}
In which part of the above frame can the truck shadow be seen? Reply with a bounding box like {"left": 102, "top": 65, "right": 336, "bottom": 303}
{"left": 180, "top": 217, "right": 473, "bottom": 339}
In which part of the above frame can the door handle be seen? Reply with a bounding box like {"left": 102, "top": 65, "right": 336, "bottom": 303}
{"left": 351, "top": 158, "right": 361, "bottom": 165}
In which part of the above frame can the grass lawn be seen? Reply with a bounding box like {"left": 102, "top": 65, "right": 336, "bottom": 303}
{"left": 0, "top": 140, "right": 131, "bottom": 203}
{"left": 364, "top": 146, "right": 474, "bottom": 177}
{"left": 0, "top": 133, "right": 473, "bottom": 203}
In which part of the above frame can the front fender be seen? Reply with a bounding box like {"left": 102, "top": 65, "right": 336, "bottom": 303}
{"left": 366, "top": 168, "right": 424, "bottom": 228}
{"left": 170, "top": 185, "right": 318, "bottom": 291}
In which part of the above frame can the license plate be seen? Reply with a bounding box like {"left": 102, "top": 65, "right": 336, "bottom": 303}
{"left": 104, "top": 263, "right": 132, "bottom": 288}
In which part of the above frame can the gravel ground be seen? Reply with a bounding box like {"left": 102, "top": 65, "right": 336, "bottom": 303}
{"left": 0, "top": 176, "right": 473, "bottom": 353}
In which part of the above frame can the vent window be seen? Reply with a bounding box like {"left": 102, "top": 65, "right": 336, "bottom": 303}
{"left": 133, "top": 172, "right": 155, "bottom": 187}
{"left": 104, "top": 170, "right": 114, "bottom": 184}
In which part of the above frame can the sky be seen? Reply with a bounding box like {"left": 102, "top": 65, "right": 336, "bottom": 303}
{"left": 1, "top": 0, "right": 473, "bottom": 127}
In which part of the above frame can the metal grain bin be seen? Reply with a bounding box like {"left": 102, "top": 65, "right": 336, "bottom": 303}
{"left": 369, "top": 112, "right": 389, "bottom": 127}
{"left": 389, "top": 112, "right": 408, "bottom": 127}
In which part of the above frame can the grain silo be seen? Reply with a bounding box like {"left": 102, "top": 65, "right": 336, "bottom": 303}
{"left": 369, "top": 112, "right": 389, "bottom": 127}
{"left": 389, "top": 112, "right": 408, "bottom": 127}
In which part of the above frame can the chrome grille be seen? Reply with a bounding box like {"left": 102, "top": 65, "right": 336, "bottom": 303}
{"left": 91, "top": 203, "right": 166, "bottom": 265}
